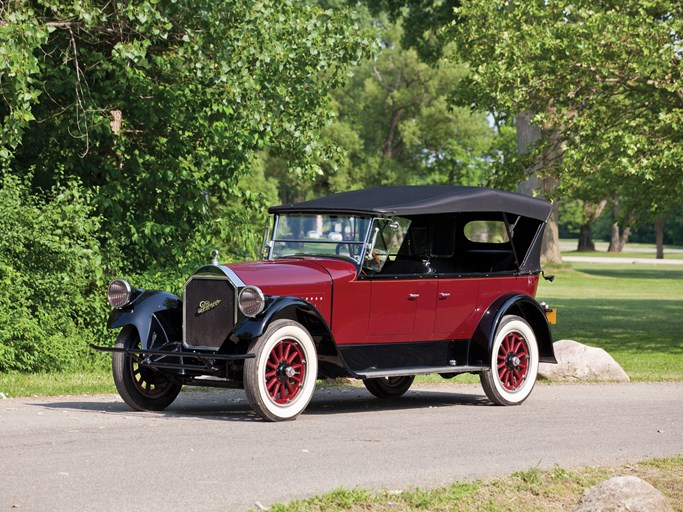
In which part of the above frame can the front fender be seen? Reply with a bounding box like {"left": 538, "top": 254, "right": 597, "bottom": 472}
{"left": 469, "top": 293, "right": 556, "bottom": 366}
{"left": 230, "top": 296, "right": 331, "bottom": 344}
{"left": 107, "top": 290, "right": 182, "bottom": 350}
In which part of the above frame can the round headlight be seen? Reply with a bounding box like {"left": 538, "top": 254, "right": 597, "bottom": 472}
{"left": 108, "top": 279, "right": 133, "bottom": 309}
{"left": 238, "top": 286, "right": 265, "bottom": 317}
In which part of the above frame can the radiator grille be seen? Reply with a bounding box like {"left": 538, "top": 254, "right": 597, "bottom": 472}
{"left": 184, "top": 277, "right": 236, "bottom": 348}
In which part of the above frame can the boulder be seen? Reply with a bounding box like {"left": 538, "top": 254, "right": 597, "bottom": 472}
{"left": 574, "top": 476, "right": 673, "bottom": 512}
{"left": 539, "top": 339, "right": 629, "bottom": 382}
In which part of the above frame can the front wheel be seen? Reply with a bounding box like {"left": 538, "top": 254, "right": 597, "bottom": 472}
{"left": 363, "top": 375, "right": 415, "bottom": 399}
{"left": 244, "top": 320, "right": 318, "bottom": 421}
{"left": 112, "top": 327, "right": 182, "bottom": 411}
{"left": 480, "top": 315, "right": 539, "bottom": 406}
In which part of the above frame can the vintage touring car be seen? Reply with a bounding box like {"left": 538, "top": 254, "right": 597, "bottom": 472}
{"left": 95, "top": 186, "right": 557, "bottom": 421}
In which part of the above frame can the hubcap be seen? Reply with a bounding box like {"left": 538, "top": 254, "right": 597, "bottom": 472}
{"left": 264, "top": 339, "right": 306, "bottom": 405}
{"left": 496, "top": 331, "right": 529, "bottom": 391}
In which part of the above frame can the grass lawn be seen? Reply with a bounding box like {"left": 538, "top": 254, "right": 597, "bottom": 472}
{"left": 0, "top": 370, "right": 115, "bottom": 398}
{"left": 537, "top": 262, "right": 683, "bottom": 381}
{"left": 269, "top": 457, "right": 683, "bottom": 512}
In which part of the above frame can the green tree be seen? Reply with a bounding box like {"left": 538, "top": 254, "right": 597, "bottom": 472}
{"left": 451, "top": 0, "right": 683, "bottom": 256}
{"left": 1, "top": 0, "right": 371, "bottom": 271}
{"left": 269, "top": 17, "right": 496, "bottom": 203}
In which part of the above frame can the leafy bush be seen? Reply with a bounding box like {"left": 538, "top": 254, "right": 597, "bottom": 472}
{"left": 0, "top": 175, "right": 109, "bottom": 372}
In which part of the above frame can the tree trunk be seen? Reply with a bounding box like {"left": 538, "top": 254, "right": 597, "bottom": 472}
{"left": 607, "top": 223, "right": 620, "bottom": 252}
{"left": 655, "top": 217, "right": 665, "bottom": 259}
{"left": 382, "top": 107, "right": 404, "bottom": 159}
{"left": 607, "top": 198, "right": 625, "bottom": 253}
{"left": 516, "top": 110, "right": 562, "bottom": 265}
{"left": 620, "top": 225, "right": 631, "bottom": 250}
{"left": 542, "top": 202, "right": 562, "bottom": 265}
{"left": 577, "top": 199, "right": 607, "bottom": 252}
{"left": 577, "top": 224, "right": 595, "bottom": 251}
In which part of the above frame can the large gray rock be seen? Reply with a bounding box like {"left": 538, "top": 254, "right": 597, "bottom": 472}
{"left": 539, "top": 339, "right": 629, "bottom": 382}
{"left": 574, "top": 476, "right": 673, "bottom": 512}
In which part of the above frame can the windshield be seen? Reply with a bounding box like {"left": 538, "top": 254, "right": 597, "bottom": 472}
{"left": 267, "top": 214, "right": 372, "bottom": 263}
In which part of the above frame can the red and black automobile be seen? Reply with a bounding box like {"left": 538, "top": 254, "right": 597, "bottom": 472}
{"left": 96, "top": 186, "right": 557, "bottom": 421}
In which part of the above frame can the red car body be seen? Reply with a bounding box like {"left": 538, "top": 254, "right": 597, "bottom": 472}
{"left": 99, "top": 186, "right": 557, "bottom": 421}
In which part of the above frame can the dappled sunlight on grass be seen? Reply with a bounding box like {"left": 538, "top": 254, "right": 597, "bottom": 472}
{"left": 538, "top": 263, "right": 683, "bottom": 381}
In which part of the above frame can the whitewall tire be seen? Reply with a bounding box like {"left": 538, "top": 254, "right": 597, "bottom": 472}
{"left": 244, "top": 319, "right": 318, "bottom": 421}
{"left": 480, "top": 315, "right": 539, "bottom": 406}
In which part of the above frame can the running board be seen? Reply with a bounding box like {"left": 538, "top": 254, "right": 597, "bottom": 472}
{"left": 358, "top": 365, "right": 487, "bottom": 379}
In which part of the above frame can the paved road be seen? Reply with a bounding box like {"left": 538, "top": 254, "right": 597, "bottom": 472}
{"left": 1, "top": 382, "right": 682, "bottom": 511}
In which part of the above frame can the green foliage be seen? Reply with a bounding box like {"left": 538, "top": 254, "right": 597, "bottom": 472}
{"left": 0, "top": 2, "right": 48, "bottom": 167}
{"left": 370, "top": 0, "right": 461, "bottom": 62}
{"left": 268, "top": 16, "right": 497, "bottom": 203}
{"left": 0, "top": 175, "right": 108, "bottom": 372}
{"left": 3, "top": 0, "right": 372, "bottom": 272}
{"left": 451, "top": 0, "right": 683, "bottom": 216}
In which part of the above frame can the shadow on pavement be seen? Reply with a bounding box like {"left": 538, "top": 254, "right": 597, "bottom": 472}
{"left": 30, "top": 384, "right": 491, "bottom": 422}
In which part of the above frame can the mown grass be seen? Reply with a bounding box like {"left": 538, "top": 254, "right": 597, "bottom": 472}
{"left": 269, "top": 457, "right": 683, "bottom": 512}
{"left": 537, "top": 262, "right": 683, "bottom": 381}
{"left": 0, "top": 371, "right": 115, "bottom": 398}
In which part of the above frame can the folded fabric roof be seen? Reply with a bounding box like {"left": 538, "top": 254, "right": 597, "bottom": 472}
{"left": 269, "top": 185, "right": 552, "bottom": 221}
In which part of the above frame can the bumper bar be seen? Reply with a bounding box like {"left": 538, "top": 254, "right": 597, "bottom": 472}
{"left": 89, "top": 344, "right": 255, "bottom": 362}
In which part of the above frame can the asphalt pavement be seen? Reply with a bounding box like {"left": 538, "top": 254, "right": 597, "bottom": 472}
{"left": 1, "top": 382, "right": 682, "bottom": 511}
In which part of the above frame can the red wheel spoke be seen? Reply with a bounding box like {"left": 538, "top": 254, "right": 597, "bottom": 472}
{"left": 273, "top": 382, "right": 283, "bottom": 401}
{"left": 282, "top": 342, "right": 292, "bottom": 361}
{"left": 262, "top": 337, "right": 310, "bottom": 405}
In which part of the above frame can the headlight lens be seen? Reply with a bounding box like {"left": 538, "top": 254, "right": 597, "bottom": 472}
{"left": 238, "top": 286, "right": 265, "bottom": 317}
{"left": 108, "top": 279, "right": 133, "bottom": 309}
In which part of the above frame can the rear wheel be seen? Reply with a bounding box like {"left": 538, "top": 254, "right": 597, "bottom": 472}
{"left": 363, "top": 375, "right": 415, "bottom": 399}
{"left": 112, "top": 327, "right": 182, "bottom": 411}
{"left": 244, "top": 320, "right": 318, "bottom": 421}
{"left": 480, "top": 315, "right": 538, "bottom": 406}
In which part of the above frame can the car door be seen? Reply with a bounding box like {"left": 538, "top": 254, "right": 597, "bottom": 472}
{"left": 367, "top": 279, "right": 420, "bottom": 339}
{"left": 432, "top": 277, "right": 479, "bottom": 339}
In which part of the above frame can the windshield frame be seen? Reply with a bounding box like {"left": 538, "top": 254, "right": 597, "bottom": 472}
{"left": 264, "top": 213, "right": 374, "bottom": 264}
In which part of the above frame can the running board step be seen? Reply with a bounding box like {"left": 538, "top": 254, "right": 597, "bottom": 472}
{"left": 358, "top": 365, "right": 486, "bottom": 379}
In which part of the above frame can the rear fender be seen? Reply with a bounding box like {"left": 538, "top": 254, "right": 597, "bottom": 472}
{"left": 107, "top": 290, "right": 182, "bottom": 350}
{"left": 469, "top": 293, "right": 556, "bottom": 366}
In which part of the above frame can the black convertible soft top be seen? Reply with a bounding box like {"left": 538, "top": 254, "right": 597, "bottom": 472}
{"left": 269, "top": 185, "right": 552, "bottom": 221}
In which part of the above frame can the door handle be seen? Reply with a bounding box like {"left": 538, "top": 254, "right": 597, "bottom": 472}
{"left": 408, "top": 293, "right": 420, "bottom": 300}
{"left": 439, "top": 292, "right": 451, "bottom": 300}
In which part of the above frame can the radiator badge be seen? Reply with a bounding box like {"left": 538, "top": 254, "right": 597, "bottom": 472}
{"left": 197, "top": 299, "right": 222, "bottom": 315}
